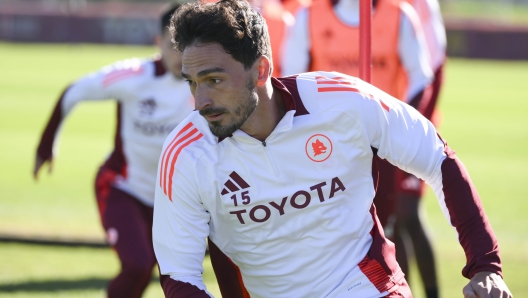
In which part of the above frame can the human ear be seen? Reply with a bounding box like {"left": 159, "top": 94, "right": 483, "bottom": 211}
{"left": 255, "top": 55, "right": 272, "bottom": 87}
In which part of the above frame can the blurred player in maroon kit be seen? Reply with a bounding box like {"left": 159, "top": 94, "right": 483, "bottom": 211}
{"left": 33, "top": 4, "right": 194, "bottom": 298}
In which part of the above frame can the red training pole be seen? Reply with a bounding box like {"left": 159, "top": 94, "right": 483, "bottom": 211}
{"left": 359, "top": 0, "right": 372, "bottom": 83}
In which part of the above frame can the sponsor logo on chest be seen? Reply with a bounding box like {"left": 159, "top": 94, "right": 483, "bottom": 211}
{"left": 223, "top": 172, "right": 347, "bottom": 224}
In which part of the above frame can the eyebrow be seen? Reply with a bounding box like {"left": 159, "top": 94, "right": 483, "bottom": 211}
{"left": 181, "top": 67, "right": 226, "bottom": 80}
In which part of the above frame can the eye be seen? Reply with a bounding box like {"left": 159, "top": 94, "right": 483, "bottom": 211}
{"left": 185, "top": 80, "right": 195, "bottom": 86}
{"left": 210, "top": 78, "right": 221, "bottom": 84}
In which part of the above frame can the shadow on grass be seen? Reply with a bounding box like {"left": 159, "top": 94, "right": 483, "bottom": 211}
{"left": 0, "top": 276, "right": 159, "bottom": 293}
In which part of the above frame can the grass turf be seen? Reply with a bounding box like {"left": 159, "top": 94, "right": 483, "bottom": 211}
{"left": 0, "top": 242, "right": 220, "bottom": 297}
{"left": 441, "top": 1, "right": 528, "bottom": 25}
{"left": 0, "top": 42, "right": 527, "bottom": 297}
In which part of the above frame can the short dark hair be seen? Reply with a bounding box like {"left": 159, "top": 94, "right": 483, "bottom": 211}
{"left": 169, "top": 0, "right": 272, "bottom": 71}
{"left": 161, "top": 3, "right": 182, "bottom": 33}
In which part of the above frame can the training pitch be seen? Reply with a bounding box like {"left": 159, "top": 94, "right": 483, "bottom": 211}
{"left": 0, "top": 42, "right": 527, "bottom": 297}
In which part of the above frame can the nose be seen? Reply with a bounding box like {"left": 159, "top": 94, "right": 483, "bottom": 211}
{"left": 193, "top": 84, "right": 213, "bottom": 111}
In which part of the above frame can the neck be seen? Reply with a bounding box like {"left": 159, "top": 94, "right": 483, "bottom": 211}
{"left": 240, "top": 81, "right": 285, "bottom": 142}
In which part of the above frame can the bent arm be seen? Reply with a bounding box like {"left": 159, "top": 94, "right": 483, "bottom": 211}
{"left": 33, "top": 60, "right": 139, "bottom": 178}
{"left": 352, "top": 79, "right": 502, "bottom": 279}
{"left": 153, "top": 150, "right": 212, "bottom": 298}
{"left": 36, "top": 86, "right": 72, "bottom": 165}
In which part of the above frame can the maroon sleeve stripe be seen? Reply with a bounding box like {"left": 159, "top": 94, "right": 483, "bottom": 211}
{"left": 159, "top": 274, "right": 211, "bottom": 298}
{"left": 154, "top": 58, "right": 167, "bottom": 77}
{"left": 36, "top": 86, "right": 70, "bottom": 161}
{"left": 441, "top": 142, "right": 502, "bottom": 278}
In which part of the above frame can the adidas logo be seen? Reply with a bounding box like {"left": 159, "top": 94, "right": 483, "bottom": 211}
{"left": 221, "top": 171, "right": 250, "bottom": 195}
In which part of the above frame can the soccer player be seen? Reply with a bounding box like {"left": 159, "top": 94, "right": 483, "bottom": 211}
{"left": 153, "top": 0, "right": 512, "bottom": 297}
{"left": 33, "top": 4, "right": 193, "bottom": 298}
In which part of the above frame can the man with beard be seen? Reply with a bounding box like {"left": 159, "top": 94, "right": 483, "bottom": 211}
{"left": 152, "top": 0, "right": 511, "bottom": 297}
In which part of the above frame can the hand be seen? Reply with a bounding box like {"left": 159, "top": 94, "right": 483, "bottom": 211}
{"left": 463, "top": 271, "right": 512, "bottom": 298}
{"left": 33, "top": 155, "right": 52, "bottom": 180}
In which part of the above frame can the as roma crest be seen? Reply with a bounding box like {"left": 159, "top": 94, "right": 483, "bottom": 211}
{"left": 305, "top": 134, "right": 333, "bottom": 162}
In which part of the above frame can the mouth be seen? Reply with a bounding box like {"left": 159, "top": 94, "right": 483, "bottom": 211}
{"left": 205, "top": 112, "right": 224, "bottom": 122}
{"left": 200, "top": 107, "right": 228, "bottom": 123}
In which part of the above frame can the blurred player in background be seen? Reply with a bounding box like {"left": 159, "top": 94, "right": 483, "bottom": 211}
{"left": 282, "top": 0, "right": 311, "bottom": 15}
{"left": 33, "top": 4, "right": 193, "bottom": 298}
{"left": 258, "top": 0, "right": 295, "bottom": 77}
{"left": 282, "top": 0, "right": 432, "bottom": 106}
{"left": 404, "top": 0, "right": 446, "bottom": 123}
{"left": 390, "top": 0, "right": 447, "bottom": 297}
{"left": 281, "top": 0, "right": 440, "bottom": 296}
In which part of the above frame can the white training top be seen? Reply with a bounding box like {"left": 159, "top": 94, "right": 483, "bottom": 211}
{"left": 59, "top": 57, "right": 194, "bottom": 206}
{"left": 281, "top": 0, "right": 433, "bottom": 101}
{"left": 153, "top": 72, "right": 451, "bottom": 297}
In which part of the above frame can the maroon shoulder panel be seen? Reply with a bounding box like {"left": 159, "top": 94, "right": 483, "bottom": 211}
{"left": 273, "top": 76, "right": 309, "bottom": 116}
{"left": 440, "top": 139, "right": 502, "bottom": 278}
{"left": 36, "top": 86, "right": 70, "bottom": 161}
{"left": 154, "top": 58, "right": 167, "bottom": 77}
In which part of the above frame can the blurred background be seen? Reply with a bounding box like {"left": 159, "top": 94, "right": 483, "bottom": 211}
{"left": 0, "top": 0, "right": 527, "bottom": 297}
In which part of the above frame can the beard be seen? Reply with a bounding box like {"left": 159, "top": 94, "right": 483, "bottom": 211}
{"left": 200, "top": 78, "right": 258, "bottom": 138}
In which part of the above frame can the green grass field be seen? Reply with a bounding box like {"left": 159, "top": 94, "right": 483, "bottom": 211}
{"left": 441, "top": 1, "right": 528, "bottom": 25}
{"left": 0, "top": 41, "right": 527, "bottom": 297}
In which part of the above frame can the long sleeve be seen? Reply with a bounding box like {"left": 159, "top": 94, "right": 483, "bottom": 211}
{"left": 347, "top": 78, "right": 501, "bottom": 279}
{"left": 153, "top": 124, "right": 213, "bottom": 297}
